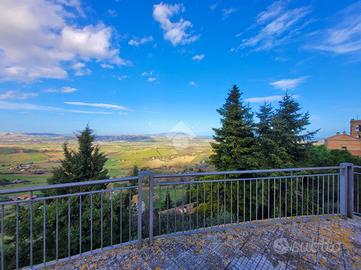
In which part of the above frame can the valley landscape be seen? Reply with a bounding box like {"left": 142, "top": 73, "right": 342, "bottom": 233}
{"left": 0, "top": 132, "right": 212, "bottom": 190}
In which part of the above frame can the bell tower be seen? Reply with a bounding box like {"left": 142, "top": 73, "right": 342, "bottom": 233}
{"left": 350, "top": 119, "right": 361, "bottom": 139}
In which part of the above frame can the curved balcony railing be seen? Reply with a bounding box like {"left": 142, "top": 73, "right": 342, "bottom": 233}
{"left": 0, "top": 164, "right": 359, "bottom": 269}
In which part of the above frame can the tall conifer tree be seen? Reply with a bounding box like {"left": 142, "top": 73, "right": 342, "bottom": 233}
{"left": 256, "top": 102, "right": 290, "bottom": 168}
{"left": 210, "top": 85, "right": 258, "bottom": 170}
{"left": 48, "top": 125, "right": 108, "bottom": 185}
{"left": 272, "top": 94, "right": 317, "bottom": 164}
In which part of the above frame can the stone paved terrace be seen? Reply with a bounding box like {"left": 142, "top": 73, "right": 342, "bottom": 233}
{"left": 46, "top": 216, "right": 361, "bottom": 270}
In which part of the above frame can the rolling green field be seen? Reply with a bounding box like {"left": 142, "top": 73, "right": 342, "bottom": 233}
{"left": 0, "top": 133, "right": 213, "bottom": 190}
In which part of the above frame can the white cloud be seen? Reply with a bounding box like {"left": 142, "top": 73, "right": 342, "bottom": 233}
{"left": 62, "top": 87, "right": 77, "bottom": 93}
{"left": 222, "top": 7, "right": 238, "bottom": 19}
{"left": 64, "top": 101, "right": 128, "bottom": 110}
{"left": 270, "top": 77, "right": 307, "bottom": 90}
{"left": 0, "top": 101, "right": 111, "bottom": 114}
{"left": 60, "top": 25, "right": 123, "bottom": 63}
{"left": 256, "top": 1, "right": 284, "bottom": 24}
{"left": 72, "top": 62, "right": 92, "bottom": 76}
{"left": 192, "top": 54, "right": 205, "bottom": 61}
{"left": 189, "top": 81, "right": 198, "bottom": 87}
{"left": 118, "top": 75, "right": 128, "bottom": 81}
{"left": 239, "top": 1, "right": 311, "bottom": 51}
{"left": 141, "top": 71, "right": 153, "bottom": 77}
{"left": 100, "top": 63, "right": 114, "bottom": 69}
{"left": 141, "top": 71, "right": 157, "bottom": 82}
{"left": 0, "top": 0, "right": 125, "bottom": 81}
{"left": 0, "top": 90, "right": 38, "bottom": 100}
{"left": 153, "top": 3, "right": 199, "bottom": 46}
{"left": 310, "top": 1, "right": 361, "bottom": 55}
{"left": 45, "top": 86, "right": 78, "bottom": 94}
{"left": 128, "top": 36, "right": 154, "bottom": 47}
{"left": 245, "top": 95, "right": 283, "bottom": 103}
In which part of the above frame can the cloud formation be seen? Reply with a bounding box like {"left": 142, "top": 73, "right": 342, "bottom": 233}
{"left": 153, "top": 3, "right": 198, "bottom": 46}
{"left": 100, "top": 63, "right": 114, "bottom": 69}
{"left": 118, "top": 75, "right": 128, "bottom": 81}
{"left": 270, "top": 77, "right": 307, "bottom": 90}
{"left": 0, "top": 101, "right": 110, "bottom": 114}
{"left": 222, "top": 7, "right": 238, "bottom": 19}
{"left": 192, "top": 54, "right": 205, "bottom": 61}
{"left": 142, "top": 71, "right": 157, "bottom": 82}
{"left": 0, "top": 90, "right": 38, "bottom": 100}
{"left": 128, "top": 36, "right": 154, "bottom": 47}
{"left": 239, "top": 0, "right": 311, "bottom": 51}
{"left": 245, "top": 95, "right": 282, "bottom": 103}
{"left": 189, "top": 81, "right": 198, "bottom": 87}
{"left": 64, "top": 102, "right": 128, "bottom": 111}
{"left": 45, "top": 86, "right": 78, "bottom": 94}
{"left": 310, "top": 1, "right": 361, "bottom": 55}
{"left": 0, "top": 0, "right": 125, "bottom": 81}
{"left": 71, "top": 62, "right": 92, "bottom": 76}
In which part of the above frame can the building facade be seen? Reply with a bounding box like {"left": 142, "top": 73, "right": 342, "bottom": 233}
{"left": 325, "top": 119, "right": 361, "bottom": 157}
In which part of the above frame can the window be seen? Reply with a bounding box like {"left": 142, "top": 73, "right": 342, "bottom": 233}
{"left": 341, "top": 146, "right": 347, "bottom": 150}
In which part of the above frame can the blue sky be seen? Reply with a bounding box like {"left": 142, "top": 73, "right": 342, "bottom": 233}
{"left": 0, "top": 0, "right": 361, "bottom": 138}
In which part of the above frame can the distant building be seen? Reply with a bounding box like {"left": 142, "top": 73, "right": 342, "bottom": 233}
{"left": 351, "top": 119, "right": 361, "bottom": 139}
{"left": 325, "top": 119, "right": 361, "bottom": 157}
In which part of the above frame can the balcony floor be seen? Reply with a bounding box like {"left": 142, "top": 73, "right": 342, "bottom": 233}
{"left": 49, "top": 215, "right": 361, "bottom": 270}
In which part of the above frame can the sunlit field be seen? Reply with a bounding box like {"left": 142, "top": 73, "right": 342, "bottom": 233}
{"left": 0, "top": 133, "right": 212, "bottom": 190}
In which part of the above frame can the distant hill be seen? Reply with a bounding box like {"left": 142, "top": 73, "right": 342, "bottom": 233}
{"left": 25, "top": 132, "right": 62, "bottom": 137}
{"left": 0, "top": 132, "right": 210, "bottom": 143}
{"left": 95, "top": 135, "right": 154, "bottom": 142}
{"left": 0, "top": 132, "right": 154, "bottom": 143}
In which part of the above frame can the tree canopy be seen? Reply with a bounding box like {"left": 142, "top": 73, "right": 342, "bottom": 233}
{"left": 48, "top": 125, "right": 108, "bottom": 186}
{"left": 210, "top": 85, "right": 258, "bottom": 170}
{"left": 211, "top": 86, "right": 320, "bottom": 170}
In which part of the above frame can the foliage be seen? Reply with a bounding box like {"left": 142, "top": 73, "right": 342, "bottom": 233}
{"left": 256, "top": 103, "right": 290, "bottom": 168}
{"left": 272, "top": 94, "right": 317, "bottom": 165}
{"left": 211, "top": 87, "right": 320, "bottom": 170}
{"left": 130, "top": 165, "right": 139, "bottom": 176}
{"left": 48, "top": 125, "right": 108, "bottom": 190}
{"left": 210, "top": 85, "right": 258, "bottom": 170}
{"left": 303, "top": 145, "right": 361, "bottom": 166}
{"left": 2, "top": 126, "right": 136, "bottom": 269}
{"left": 129, "top": 165, "right": 139, "bottom": 194}
{"left": 162, "top": 191, "right": 173, "bottom": 209}
{"left": 3, "top": 191, "right": 136, "bottom": 269}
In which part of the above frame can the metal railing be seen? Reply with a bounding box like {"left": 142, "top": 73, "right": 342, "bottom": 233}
{"left": 354, "top": 165, "right": 361, "bottom": 215}
{"left": 0, "top": 164, "right": 358, "bottom": 269}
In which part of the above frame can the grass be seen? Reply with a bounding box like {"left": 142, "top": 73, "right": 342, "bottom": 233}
{"left": 0, "top": 173, "right": 49, "bottom": 190}
{"left": 0, "top": 137, "right": 212, "bottom": 190}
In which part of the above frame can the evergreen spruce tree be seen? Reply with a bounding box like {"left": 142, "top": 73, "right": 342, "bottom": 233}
{"left": 210, "top": 85, "right": 258, "bottom": 170}
{"left": 272, "top": 94, "right": 317, "bottom": 164}
{"left": 256, "top": 102, "right": 290, "bottom": 168}
{"left": 48, "top": 125, "right": 108, "bottom": 187}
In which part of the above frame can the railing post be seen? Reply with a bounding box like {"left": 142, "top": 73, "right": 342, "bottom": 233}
{"left": 137, "top": 172, "right": 143, "bottom": 247}
{"left": 148, "top": 172, "right": 154, "bottom": 245}
{"left": 340, "top": 163, "right": 353, "bottom": 218}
